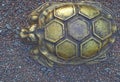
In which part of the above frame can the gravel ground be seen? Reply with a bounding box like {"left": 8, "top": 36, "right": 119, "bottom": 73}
{"left": 0, "top": 0, "right": 120, "bottom": 82}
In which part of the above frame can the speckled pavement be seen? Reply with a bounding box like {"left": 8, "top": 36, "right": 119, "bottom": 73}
{"left": 0, "top": 0, "right": 120, "bottom": 82}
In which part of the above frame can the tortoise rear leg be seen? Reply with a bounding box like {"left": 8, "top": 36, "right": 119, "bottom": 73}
{"left": 86, "top": 54, "right": 107, "bottom": 64}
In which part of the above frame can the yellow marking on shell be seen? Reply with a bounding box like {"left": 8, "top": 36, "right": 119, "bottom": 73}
{"left": 45, "top": 20, "right": 64, "bottom": 42}
{"left": 56, "top": 40, "right": 77, "bottom": 60}
{"left": 54, "top": 5, "right": 75, "bottom": 20}
{"left": 79, "top": 5, "right": 100, "bottom": 19}
{"left": 46, "top": 11, "right": 54, "bottom": 23}
{"left": 93, "top": 17, "right": 112, "bottom": 40}
{"left": 81, "top": 38, "right": 102, "bottom": 58}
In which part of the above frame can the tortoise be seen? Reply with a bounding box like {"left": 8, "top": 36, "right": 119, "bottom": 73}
{"left": 20, "top": 1, "right": 117, "bottom": 67}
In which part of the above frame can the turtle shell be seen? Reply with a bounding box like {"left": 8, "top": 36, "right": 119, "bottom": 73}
{"left": 22, "top": 1, "right": 117, "bottom": 65}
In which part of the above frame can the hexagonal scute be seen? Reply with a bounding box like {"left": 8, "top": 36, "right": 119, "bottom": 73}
{"left": 79, "top": 5, "right": 100, "bottom": 19}
{"left": 54, "top": 5, "right": 76, "bottom": 20}
{"left": 56, "top": 40, "right": 77, "bottom": 60}
{"left": 81, "top": 37, "right": 101, "bottom": 58}
{"left": 45, "top": 20, "right": 64, "bottom": 43}
{"left": 68, "top": 18, "right": 89, "bottom": 41}
{"left": 93, "top": 17, "right": 112, "bottom": 40}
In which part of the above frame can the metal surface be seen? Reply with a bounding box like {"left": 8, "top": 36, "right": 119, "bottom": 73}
{"left": 20, "top": 1, "right": 117, "bottom": 67}
{"left": 0, "top": 0, "right": 120, "bottom": 82}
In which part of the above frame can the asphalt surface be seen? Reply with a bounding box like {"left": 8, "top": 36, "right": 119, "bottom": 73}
{"left": 0, "top": 0, "right": 120, "bottom": 82}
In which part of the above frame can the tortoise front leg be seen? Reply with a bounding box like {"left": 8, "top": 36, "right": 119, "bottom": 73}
{"left": 31, "top": 47, "right": 54, "bottom": 67}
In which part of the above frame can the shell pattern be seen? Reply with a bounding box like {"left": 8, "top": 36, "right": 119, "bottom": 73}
{"left": 20, "top": 1, "right": 117, "bottom": 66}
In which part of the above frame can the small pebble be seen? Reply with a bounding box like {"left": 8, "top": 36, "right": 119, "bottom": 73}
{"left": 16, "top": 26, "right": 20, "bottom": 30}
{"left": 0, "top": 30, "right": 2, "bottom": 33}
{"left": 2, "top": 4, "right": 5, "bottom": 6}
{"left": 6, "top": 24, "right": 12, "bottom": 30}
{"left": 18, "top": 66, "right": 22, "bottom": 69}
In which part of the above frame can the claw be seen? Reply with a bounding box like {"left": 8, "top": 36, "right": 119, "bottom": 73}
{"left": 20, "top": 28, "right": 29, "bottom": 38}
{"left": 112, "top": 24, "right": 117, "bottom": 33}
{"left": 110, "top": 38, "right": 115, "bottom": 43}
{"left": 28, "top": 33, "right": 37, "bottom": 42}
{"left": 31, "top": 47, "right": 39, "bottom": 55}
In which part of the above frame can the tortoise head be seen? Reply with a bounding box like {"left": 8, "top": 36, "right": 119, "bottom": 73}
{"left": 20, "top": 24, "right": 38, "bottom": 44}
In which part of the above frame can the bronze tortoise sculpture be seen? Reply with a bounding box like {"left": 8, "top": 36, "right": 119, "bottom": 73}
{"left": 20, "top": 1, "right": 117, "bottom": 67}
